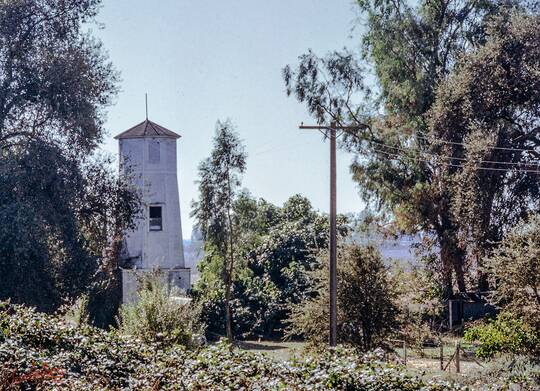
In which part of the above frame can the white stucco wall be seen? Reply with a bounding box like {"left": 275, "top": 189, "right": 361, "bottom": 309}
{"left": 119, "top": 136, "right": 185, "bottom": 269}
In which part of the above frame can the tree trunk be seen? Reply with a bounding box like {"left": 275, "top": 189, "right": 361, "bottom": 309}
{"left": 453, "top": 251, "right": 466, "bottom": 293}
{"left": 476, "top": 253, "right": 490, "bottom": 292}
{"left": 224, "top": 232, "right": 235, "bottom": 342}
{"left": 440, "top": 235, "right": 466, "bottom": 299}
{"left": 224, "top": 168, "right": 235, "bottom": 343}
{"left": 436, "top": 193, "right": 462, "bottom": 299}
{"left": 224, "top": 272, "right": 233, "bottom": 342}
{"left": 439, "top": 241, "right": 454, "bottom": 300}
{"left": 476, "top": 187, "right": 497, "bottom": 292}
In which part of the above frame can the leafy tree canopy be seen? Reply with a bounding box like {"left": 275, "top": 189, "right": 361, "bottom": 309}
{"left": 0, "top": 0, "right": 139, "bottom": 324}
{"left": 430, "top": 12, "right": 540, "bottom": 276}
{"left": 0, "top": 142, "right": 140, "bottom": 316}
{"left": 0, "top": 0, "right": 117, "bottom": 153}
{"left": 284, "top": 0, "right": 540, "bottom": 298}
{"left": 195, "top": 192, "right": 348, "bottom": 339}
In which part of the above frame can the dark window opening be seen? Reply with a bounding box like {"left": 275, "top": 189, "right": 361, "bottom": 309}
{"left": 149, "top": 206, "right": 162, "bottom": 231}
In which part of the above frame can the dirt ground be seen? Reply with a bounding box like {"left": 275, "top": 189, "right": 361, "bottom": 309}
{"left": 237, "top": 340, "right": 485, "bottom": 376}
{"left": 407, "top": 357, "right": 484, "bottom": 375}
{"left": 236, "top": 340, "right": 307, "bottom": 361}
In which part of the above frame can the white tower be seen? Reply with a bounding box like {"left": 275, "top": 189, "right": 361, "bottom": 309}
{"left": 115, "top": 119, "right": 190, "bottom": 302}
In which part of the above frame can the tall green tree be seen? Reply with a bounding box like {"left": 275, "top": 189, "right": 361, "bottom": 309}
{"left": 192, "top": 120, "right": 247, "bottom": 341}
{"left": 429, "top": 12, "right": 540, "bottom": 290}
{"left": 284, "top": 0, "right": 539, "bottom": 298}
{"left": 0, "top": 0, "right": 140, "bottom": 322}
{"left": 0, "top": 144, "right": 140, "bottom": 317}
{"left": 232, "top": 194, "right": 334, "bottom": 338}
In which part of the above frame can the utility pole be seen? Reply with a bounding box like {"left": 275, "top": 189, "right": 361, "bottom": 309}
{"left": 329, "top": 124, "right": 337, "bottom": 347}
{"left": 299, "top": 122, "right": 363, "bottom": 348}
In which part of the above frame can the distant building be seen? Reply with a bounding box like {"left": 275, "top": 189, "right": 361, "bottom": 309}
{"left": 115, "top": 119, "right": 190, "bottom": 302}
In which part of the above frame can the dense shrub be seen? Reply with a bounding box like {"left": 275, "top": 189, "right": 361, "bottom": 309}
{"left": 464, "top": 312, "right": 540, "bottom": 358}
{"left": 288, "top": 244, "right": 399, "bottom": 350}
{"left": 116, "top": 276, "right": 195, "bottom": 346}
{"left": 0, "top": 302, "right": 154, "bottom": 390}
{"left": 0, "top": 301, "right": 473, "bottom": 390}
{"left": 60, "top": 294, "right": 90, "bottom": 327}
{"left": 485, "top": 215, "right": 540, "bottom": 330}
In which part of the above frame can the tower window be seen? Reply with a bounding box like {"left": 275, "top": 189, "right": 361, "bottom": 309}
{"left": 148, "top": 141, "right": 160, "bottom": 163}
{"left": 149, "top": 206, "right": 163, "bottom": 231}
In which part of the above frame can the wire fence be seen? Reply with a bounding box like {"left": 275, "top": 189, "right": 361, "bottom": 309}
{"left": 386, "top": 339, "right": 486, "bottom": 373}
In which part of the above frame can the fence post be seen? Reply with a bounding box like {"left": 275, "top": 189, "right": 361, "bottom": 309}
{"left": 455, "top": 341, "right": 461, "bottom": 373}
{"left": 449, "top": 300, "right": 453, "bottom": 329}
{"left": 403, "top": 340, "right": 407, "bottom": 365}
{"left": 439, "top": 343, "right": 444, "bottom": 370}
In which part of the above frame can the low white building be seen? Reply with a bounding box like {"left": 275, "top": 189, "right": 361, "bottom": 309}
{"left": 115, "top": 119, "right": 190, "bottom": 303}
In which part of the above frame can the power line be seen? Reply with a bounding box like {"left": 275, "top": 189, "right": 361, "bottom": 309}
{"left": 414, "top": 135, "right": 538, "bottom": 153}
{"left": 371, "top": 139, "right": 540, "bottom": 167}
{"left": 351, "top": 137, "right": 540, "bottom": 170}
{"left": 331, "top": 117, "right": 539, "bottom": 153}
{"left": 332, "top": 124, "right": 540, "bottom": 173}
{"left": 364, "top": 144, "right": 540, "bottom": 174}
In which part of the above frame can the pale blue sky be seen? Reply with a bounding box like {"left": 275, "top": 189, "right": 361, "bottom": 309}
{"left": 94, "top": 0, "right": 365, "bottom": 238}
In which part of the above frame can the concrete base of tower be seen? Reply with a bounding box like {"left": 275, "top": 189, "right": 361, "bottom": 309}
{"left": 121, "top": 267, "right": 191, "bottom": 304}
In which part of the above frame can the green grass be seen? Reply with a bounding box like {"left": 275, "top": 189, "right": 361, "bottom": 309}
{"left": 236, "top": 340, "right": 307, "bottom": 361}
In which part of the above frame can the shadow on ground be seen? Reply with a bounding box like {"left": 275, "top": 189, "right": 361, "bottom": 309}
{"left": 237, "top": 341, "right": 287, "bottom": 351}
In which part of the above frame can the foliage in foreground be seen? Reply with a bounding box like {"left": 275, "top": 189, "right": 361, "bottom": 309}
{"left": 0, "top": 302, "right": 475, "bottom": 390}
{"left": 464, "top": 355, "right": 540, "bottom": 390}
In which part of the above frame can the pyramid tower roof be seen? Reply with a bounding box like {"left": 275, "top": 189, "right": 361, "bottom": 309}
{"left": 114, "top": 119, "right": 181, "bottom": 139}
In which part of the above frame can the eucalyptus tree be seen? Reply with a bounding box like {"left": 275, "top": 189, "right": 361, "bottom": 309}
{"left": 429, "top": 12, "right": 540, "bottom": 290}
{"left": 284, "top": 0, "right": 539, "bottom": 298}
{"left": 192, "top": 120, "right": 247, "bottom": 341}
